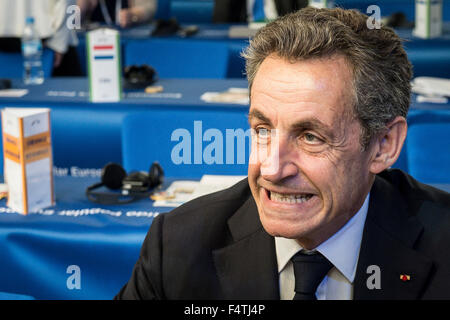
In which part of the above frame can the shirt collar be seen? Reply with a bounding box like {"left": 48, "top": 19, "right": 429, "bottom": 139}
{"left": 275, "top": 193, "right": 370, "bottom": 283}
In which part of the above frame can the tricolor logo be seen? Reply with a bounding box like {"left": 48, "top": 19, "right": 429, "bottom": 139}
{"left": 93, "top": 45, "right": 114, "bottom": 60}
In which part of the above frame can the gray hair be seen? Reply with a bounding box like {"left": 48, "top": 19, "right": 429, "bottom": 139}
{"left": 242, "top": 7, "right": 412, "bottom": 149}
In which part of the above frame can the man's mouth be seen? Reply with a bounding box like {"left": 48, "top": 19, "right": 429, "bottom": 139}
{"left": 268, "top": 190, "right": 314, "bottom": 204}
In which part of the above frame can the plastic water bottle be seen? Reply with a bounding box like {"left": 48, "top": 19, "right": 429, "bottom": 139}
{"left": 22, "top": 16, "right": 44, "bottom": 85}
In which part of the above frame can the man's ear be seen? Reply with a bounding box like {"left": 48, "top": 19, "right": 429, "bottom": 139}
{"left": 369, "top": 116, "right": 408, "bottom": 174}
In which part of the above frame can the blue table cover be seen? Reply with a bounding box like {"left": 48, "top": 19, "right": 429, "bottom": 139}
{"left": 0, "top": 175, "right": 175, "bottom": 300}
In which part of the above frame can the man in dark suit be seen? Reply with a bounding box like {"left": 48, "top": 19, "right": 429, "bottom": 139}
{"left": 115, "top": 8, "right": 450, "bottom": 300}
{"left": 212, "top": 0, "right": 308, "bottom": 23}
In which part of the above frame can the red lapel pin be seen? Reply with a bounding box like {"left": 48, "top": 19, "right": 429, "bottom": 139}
{"left": 400, "top": 274, "right": 411, "bottom": 281}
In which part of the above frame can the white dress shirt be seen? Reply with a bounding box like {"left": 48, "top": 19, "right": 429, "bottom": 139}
{"left": 275, "top": 193, "right": 370, "bottom": 300}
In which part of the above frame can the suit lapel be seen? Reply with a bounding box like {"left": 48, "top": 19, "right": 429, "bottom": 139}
{"left": 353, "top": 176, "right": 433, "bottom": 299}
{"left": 212, "top": 197, "right": 279, "bottom": 299}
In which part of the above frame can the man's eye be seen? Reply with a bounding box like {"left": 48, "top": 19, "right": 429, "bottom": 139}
{"left": 257, "top": 128, "right": 270, "bottom": 138}
{"left": 303, "top": 133, "right": 322, "bottom": 144}
{"left": 253, "top": 127, "right": 271, "bottom": 144}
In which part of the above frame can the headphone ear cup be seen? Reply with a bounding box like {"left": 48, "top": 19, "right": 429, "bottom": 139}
{"left": 148, "top": 162, "right": 164, "bottom": 188}
{"left": 101, "top": 163, "right": 127, "bottom": 190}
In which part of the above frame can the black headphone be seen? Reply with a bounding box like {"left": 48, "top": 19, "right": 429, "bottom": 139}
{"left": 123, "top": 64, "right": 157, "bottom": 89}
{"left": 86, "top": 162, "right": 164, "bottom": 205}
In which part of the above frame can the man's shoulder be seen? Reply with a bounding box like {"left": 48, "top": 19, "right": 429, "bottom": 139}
{"left": 377, "top": 169, "right": 450, "bottom": 213}
{"left": 375, "top": 169, "right": 450, "bottom": 244}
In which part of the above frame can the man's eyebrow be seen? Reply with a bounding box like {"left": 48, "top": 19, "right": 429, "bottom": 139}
{"left": 248, "top": 110, "right": 335, "bottom": 138}
{"left": 247, "top": 109, "right": 272, "bottom": 126}
{"left": 291, "top": 118, "right": 335, "bottom": 138}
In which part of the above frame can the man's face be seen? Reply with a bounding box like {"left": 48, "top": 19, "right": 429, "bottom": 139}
{"left": 248, "top": 54, "right": 375, "bottom": 249}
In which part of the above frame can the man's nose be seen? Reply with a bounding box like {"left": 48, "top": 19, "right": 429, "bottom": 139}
{"left": 260, "top": 132, "right": 298, "bottom": 183}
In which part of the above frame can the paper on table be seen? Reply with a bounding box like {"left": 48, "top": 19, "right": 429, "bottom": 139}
{"left": 411, "top": 77, "right": 450, "bottom": 97}
{"left": 228, "top": 22, "right": 265, "bottom": 38}
{"left": 228, "top": 26, "right": 259, "bottom": 38}
{"left": 0, "top": 89, "right": 28, "bottom": 98}
{"left": 152, "top": 180, "right": 200, "bottom": 207}
{"left": 185, "top": 175, "right": 247, "bottom": 202}
{"left": 201, "top": 88, "right": 249, "bottom": 105}
{"left": 416, "top": 95, "right": 448, "bottom": 104}
{"left": 152, "top": 175, "right": 247, "bottom": 207}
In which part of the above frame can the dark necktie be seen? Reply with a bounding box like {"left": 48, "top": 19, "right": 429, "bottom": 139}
{"left": 292, "top": 251, "right": 333, "bottom": 300}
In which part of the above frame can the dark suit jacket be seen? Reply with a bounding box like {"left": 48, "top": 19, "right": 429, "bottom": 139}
{"left": 212, "top": 0, "right": 308, "bottom": 23}
{"left": 115, "top": 169, "right": 450, "bottom": 300}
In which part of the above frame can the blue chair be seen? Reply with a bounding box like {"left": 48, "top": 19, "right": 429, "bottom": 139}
{"left": 227, "top": 42, "right": 247, "bottom": 78}
{"left": 405, "top": 111, "right": 450, "bottom": 184}
{"left": 391, "top": 145, "right": 408, "bottom": 173}
{"left": 0, "top": 48, "right": 54, "bottom": 78}
{"left": 170, "top": 0, "right": 214, "bottom": 23}
{"left": 154, "top": 0, "right": 171, "bottom": 20}
{"left": 405, "top": 45, "right": 450, "bottom": 79}
{"left": 124, "top": 38, "right": 230, "bottom": 78}
{"left": 121, "top": 110, "right": 250, "bottom": 178}
{"left": 336, "top": 0, "right": 450, "bottom": 21}
{"left": 336, "top": 0, "right": 415, "bottom": 21}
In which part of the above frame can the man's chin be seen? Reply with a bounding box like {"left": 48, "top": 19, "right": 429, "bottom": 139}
{"left": 259, "top": 213, "right": 316, "bottom": 240}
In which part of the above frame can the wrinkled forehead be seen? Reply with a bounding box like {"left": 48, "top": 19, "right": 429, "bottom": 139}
{"left": 250, "top": 54, "right": 357, "bottom": 119}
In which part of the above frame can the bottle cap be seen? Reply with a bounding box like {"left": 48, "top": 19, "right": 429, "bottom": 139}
{"left": 26, "top": 16, "right": 35, "bottom": 24}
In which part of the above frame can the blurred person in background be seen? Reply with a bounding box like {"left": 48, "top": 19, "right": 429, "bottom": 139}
{"left": 78, "top": 0, "right": 157, "bottom": 28}
{"left": 0, "top": 0, "right": 82, "bottom": 76}
{"left": 213, "top": 0, "right": 308, "bottom": 23}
